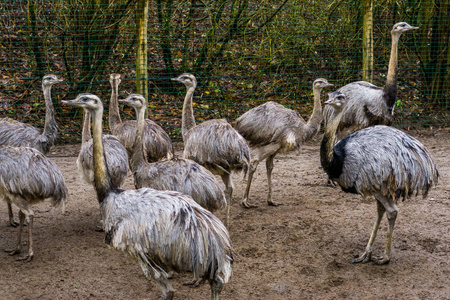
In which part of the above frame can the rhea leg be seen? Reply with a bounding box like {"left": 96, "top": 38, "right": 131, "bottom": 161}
{"left": 220, "top": 173, "right": 234, "bottom": 229}
{"left": 266, "top": 154, "right": 282, "bottom": 206}
{"left": 210, "top": 276, "right": 224, "bottom": 300}
{"left": 373, "top": 196, "right": 398, "bottom": 265}
{"left": 5, "top": 210, "right": 26, "bottom": 257}
{"left": 241, "top": 159, "right": 259, "bottom": 209}
{"left": 139, "top": 259, "right": 174, "bottom": 300}
{"left": 352, "top": 200, "right": 385, "bottom": 263}
{"left": 7, "top": 203, "right": 19, "bottom": 227}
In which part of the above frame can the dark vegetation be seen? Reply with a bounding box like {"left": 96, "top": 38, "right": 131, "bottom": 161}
{"left": 0, "top": 0, "right": 448, "bottom": 143}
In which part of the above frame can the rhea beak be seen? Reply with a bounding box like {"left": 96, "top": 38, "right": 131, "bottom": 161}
{"left": 61, "top": 99, "right": 77, "bottom": 105}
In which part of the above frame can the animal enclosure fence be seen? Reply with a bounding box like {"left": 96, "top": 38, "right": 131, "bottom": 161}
{"left": 0, "top": 0, "right": 449, "bottom": 143}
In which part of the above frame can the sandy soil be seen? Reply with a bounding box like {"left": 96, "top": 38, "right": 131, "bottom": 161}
{"left": 0, "top": 130, "right": 449, "bottom": 300}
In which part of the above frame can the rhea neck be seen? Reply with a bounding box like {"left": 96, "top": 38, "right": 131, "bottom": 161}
{"left": 81, "top": 111, "right": 92, "bottom": 145}
{"left": 90, "top": 106, "right": 113, "bottom": 202}
{"left": 109, "top": 79, "right": 122, "bottom": 131}
{"left": 320, "top": 110, "right": 340, "bottom": 174}
{"left": 303, "top": 86, "right": 324, "bottom": 141}
{"left": 384, "top": 33, "right": 401, "bottom": 110}
{"left": 130, "top": 105, "right": 148, "bottom": 173}
{"left": 181, "top": 85, "right": 196, "bottom": 142}
{"left": 42, "top": 83, "right": 58, "bottom": 144}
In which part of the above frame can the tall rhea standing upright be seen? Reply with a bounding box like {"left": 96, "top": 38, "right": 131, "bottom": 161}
{"left": 324, "top": 22, "right": 419, "bottom": 137}
{"left": 62, "top": 93, "right": 233, "bottom": 300}
{"left": 108, "top": 73, "right": 174, "bottom": 162}
{"left": 77, "top": 110, "right": 129, "bottom": 187}
{"left": 235, "top": 78, "right": 333, "bottom": 208}
{"left": 0, "top": 146, "right": 67, "bottom": 261}
{"left": 120, "top": 93, "right": 226, "bottom": 213}
{"left": 321, "top": 93, "right": 438, "bottom": 265}
{"left": 0, "top": 74, "right": 63, "bottom": 226}
{"left": 172, "top": 73, "right": 251, "bottom": 228}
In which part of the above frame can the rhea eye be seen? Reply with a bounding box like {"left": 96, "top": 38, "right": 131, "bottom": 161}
{"left": 82, "top": 97, "right": 88, "bottom": 102}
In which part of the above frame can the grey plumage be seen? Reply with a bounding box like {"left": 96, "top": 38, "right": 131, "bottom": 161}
{"left": 108, "top": 73, "right": 173, "bottom": 163}
{"left": 172, "top": 73, "right": 250, "bottom": 228}
{"left": 62, "top": 93, "right": 233, "bottom": 300}
{"left": 324, "top": 22, "right": 418, "bottom": 138}
{"left": 0, "top": 146, "right": 67, "bottom": 261}
{"left": 0, "top": 74, "right": 62, "bottom": 227}
{"left": 77, "top": 110, "right": 129, "bottom": 187}
{"left": 321, "top": 94, "right": 439, "bottom": 265}
{"left": 235, "top": 78, "right": 333, "bottom": 207}
{"left": 120, "top": 94, "right": 226, "bottom": 213}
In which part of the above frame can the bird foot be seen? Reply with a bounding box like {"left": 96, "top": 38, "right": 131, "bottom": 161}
{"left": 372, "top": 255, "right": 390, "bottom": 265}
{"left": 9, "top": 220, "right": 20, "bottom": 227}
{"left": 326, "top": 179, "right": 337, "bottom": 188}
{"left": 352, "top": 251, "right": 372, "bottom": 264}
{"left": 95, "top": 225, "right": 104, "bottom": 232}
{"left": 183, "top": 278, "right": 204, "bottom": 288}
{"left": 16, "top": 253, "right": 33, "bottom": 262}
{"left": 241, "top": 201, "right": 258, "bottom": 209}
{"left": 268, "top": 200, "right": 283, "bottom": 207}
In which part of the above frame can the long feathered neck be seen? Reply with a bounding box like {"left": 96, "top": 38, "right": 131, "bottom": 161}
{"left": 81, "top": 111, "right": 92, "bottom": 145}
{"left": 91, "top": 107, "right": 113, "bottom": 203}
{"left": 130, "top": 105, "right": 148, "bottom": 173}
{"left": 41, "top": 83, "right": 59, "bottom": 151}
{"left": 108, "top": 79, "right": 122, "bottom": 132}
{"left": 384, "top": 33, "right": 401, "bottom": 110}
{"left": 302, "top": 86, "right": 323, "bottom": 141}
{"left": 320, "top": 112, "right": 339, "bottom": 174}
{"left": 182, "top": 86, "right": 196, "bottom": 142}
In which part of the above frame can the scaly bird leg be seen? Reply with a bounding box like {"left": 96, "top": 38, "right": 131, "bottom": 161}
{"left": 210, "top": 277, "right": 224, "bottom": 300}
{"left": 352, "top": 200, "right": 385, "bottom": 263}
{"left": 266, "top": 154, "right": 283, "bottom": 206}
{"left": 5, "top": 210, "right": 25, "bottom": 256}
{"left": 17, "top": 213, "right": 34, "bottom": 262}
{"left": 7, "top": 203, "right": 19, "bottom": 227}
{"left": 221, "top": 173, "right": 234, "bottom": 229}
{"left": 372, "top": 197, "right": 398, "bottom": 265}
{"left": 241, "top": 160, "right": 259, "bottom": 209}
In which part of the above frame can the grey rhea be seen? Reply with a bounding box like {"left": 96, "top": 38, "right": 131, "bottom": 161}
{"left": 62, "top": 93, "right": 233, "bottom": 300}
{"left": 119, "top": 94, "right": 227, "bottom": 213}
{"left": 108, "top": 73, "right": 174, "bottom": 163}
{"left": 0, "top": 146, "right": 67, "bottom": 261}
{"left": 0, "top": 74, "right": 63, "bottom": 227}
{"left": 172, "top": 73, "right": 250, "bottom": 228}
{"left": 320, "top": 93, "right": 439, "bottom": 265}
{"left": 235, "top": 78, "right": 333, "bottom": 208}
{"left": 323, "top": 22, "right": 419, "bottom": 139}
{"left": 77, "top": 110, "right": 129, "bottom": 188}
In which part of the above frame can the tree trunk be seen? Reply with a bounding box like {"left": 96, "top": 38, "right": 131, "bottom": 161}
{"left": 26, "top": 0, "right": 45, "bottom": 79}
{"left": 135, "top": 0, "right": 149, "bottom": 105}
{"left": 362, "top": 0, "right": 373, "bottom": 82}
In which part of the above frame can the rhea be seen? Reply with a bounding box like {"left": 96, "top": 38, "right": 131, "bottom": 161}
{"left": 172, "top": 73, "right": 250, "bottom": 227}
{"left": 235, "top": 78, "right": 333, "bottom": 207}
{"left": 62, "top": 93, "right": 233, "bottom": 300}
{"left": 0, "top": 74, "right": 62, "bottom": 227}
{"left": 0, "top": 146, "right": 67, "bottom": 261}
{"left": 108, "top": 73, "right": 174, "bottom": 162}
{"left": 324, "top": 22, "right": 419, "bottom": 138}
{"left": 321, "top": 93, "right": 438, "bottom": 264}
{"left": 77, "top": 110, "right": 129, "bottom": 188}
{"left": 119, "top": 93, "right": 226, "bottom": 213}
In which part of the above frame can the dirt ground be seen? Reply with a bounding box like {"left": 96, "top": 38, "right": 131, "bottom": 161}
{"left": 0, "top": 130, "right": 449, "bottom": 300}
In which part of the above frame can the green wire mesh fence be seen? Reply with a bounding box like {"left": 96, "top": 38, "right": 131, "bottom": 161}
{"left": 0, "top": 0, "right": 449, "bottom": 144}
